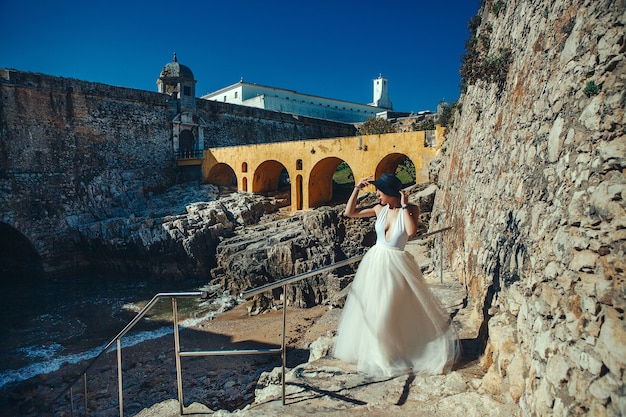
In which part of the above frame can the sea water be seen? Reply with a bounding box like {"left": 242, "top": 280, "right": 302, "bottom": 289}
{"left": 0, "top": 272, "right": 233, "bottom": 390}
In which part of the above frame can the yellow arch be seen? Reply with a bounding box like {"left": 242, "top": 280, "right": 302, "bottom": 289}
{"left": 309, "top": 157, "right": 344, "bottom": 208}
{"left": 207, "top": 162, "right": 236, "bottom": 186}
{"left": 202, "top": 127, "right": 444, "bottom": 210}
{"left": 253, "top": 160, "right": 286, "bottom": 193}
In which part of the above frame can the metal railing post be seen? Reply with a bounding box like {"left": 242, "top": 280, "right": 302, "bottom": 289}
{"left": 281, "top": 284, "right": 287, "bottom": 406}
{"left": 173, "top": 297, "right": 185, "bottom": 415}
{"left": 117, "top": 339, "right": 123, "bottom": 417}
{"left": 84, "top": 373, "right": 88, "bottom": 416}
{"left": 440, "top": 234, "right": 444, "bottom": 284}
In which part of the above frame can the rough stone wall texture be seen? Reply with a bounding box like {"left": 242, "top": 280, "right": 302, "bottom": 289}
{"left": 0, "top": 70, "right": 176, "bottom": 275}
{"left": 0, "top": 69, "right": 355, "bottom": 275}
{"left": 430, "top": 1, "right": 625, "bottom": 416}
{"left": 196, "top": 99, "right": 356, "bottom": 148}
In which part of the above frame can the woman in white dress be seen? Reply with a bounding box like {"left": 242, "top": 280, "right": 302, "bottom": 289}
{"left": 333, "top": 173, "right": 459, "bottom": 377}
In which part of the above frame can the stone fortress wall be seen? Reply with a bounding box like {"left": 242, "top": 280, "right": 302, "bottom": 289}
{"left": 430, "top": 0, "right": 624, "bottom": 415}
{"left": 0, "top": 68, "right": 355, "bottom": 275}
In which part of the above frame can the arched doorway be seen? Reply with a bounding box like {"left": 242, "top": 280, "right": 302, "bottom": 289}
{"left": 252, "top": 160, "right": 289, "bottom": 193}
{"left": 0, "top": 222, "right": 43, "bottom": 278}
{"left": 179, "top": 129, "right": 195, "bottom": 158}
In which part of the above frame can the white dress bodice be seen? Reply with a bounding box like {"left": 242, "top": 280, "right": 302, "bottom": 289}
{"left": 375, "top": 205, "right": 409, "bottom": 250}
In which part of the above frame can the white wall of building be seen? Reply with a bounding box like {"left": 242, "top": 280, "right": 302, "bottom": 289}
{"left": 201, "top": 79, "right": 391, "bottom": 123}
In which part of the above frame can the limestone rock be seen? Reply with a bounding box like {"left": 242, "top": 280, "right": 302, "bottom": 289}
{"left": 428, "top": 0, "right": 626, "bottom": 415}
{"left": 74, "top": 183, "right": 289, "bottom": 279}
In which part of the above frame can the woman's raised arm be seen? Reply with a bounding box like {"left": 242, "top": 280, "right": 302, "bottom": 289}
{"left": 345, "top": 176, "right": 378, "bottom": 218}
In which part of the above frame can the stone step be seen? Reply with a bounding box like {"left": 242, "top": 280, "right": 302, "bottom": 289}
{"left": 134, "top": 355, "right": 520, "bottom": 417}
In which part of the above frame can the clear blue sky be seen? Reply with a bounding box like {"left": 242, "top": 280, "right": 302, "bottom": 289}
{"left": 0, "top": 0, "right": 480, "bottom": 113}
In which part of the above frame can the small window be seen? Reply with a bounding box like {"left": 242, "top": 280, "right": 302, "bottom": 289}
{"left": 223, "top": 95, "right": 227, "bottom": 102}
{"left": 183, "top": 86, "right": 191, "bottom": 96}
{"left": 234, "top": 92, "right": 238, "bottom": 99}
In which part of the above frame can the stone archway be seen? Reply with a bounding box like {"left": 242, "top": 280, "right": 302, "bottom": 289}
{"left": 0, "top": 222, "right": 43, "bottom": 277}
{"left": 308, "top": 156, "right": 345, "bottom": 208}
{"left": 207, "top": 163, "right": 237, "bottom": 186}
{"left": 375, "top": 153, "right": 417, "bottom": 186}
{"left": 253, "top": 160, "right": 288, "bottom": 193}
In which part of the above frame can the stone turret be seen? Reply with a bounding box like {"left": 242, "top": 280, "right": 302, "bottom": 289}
{"left": 157, "top": 53, "right": 205, "bottom": 168}
{"left": 157, "top": 52, "right": 197, "bottom": 112}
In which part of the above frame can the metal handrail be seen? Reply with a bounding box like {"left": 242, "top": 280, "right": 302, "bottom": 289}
{"left": 51, "top": 226, "right": 451, "bottom": 416}
{"left": 51, "top": 291, "right": 205, "bottom": 416}
{"left": 418, "top": 226, "right": 452, "bottom": 239}
{"left": 240, "top": 227, "right": 453, "bottom": 299}
{"left": 235, "top": 254, "right": 365, "bottom": 409}
{"left": 241, "top": 255, "right": 364, "bottom": 299}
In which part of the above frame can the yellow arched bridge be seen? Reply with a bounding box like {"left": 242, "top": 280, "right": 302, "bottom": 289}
{"left": 199, "top": 127, "right": 444, "bottom": 211}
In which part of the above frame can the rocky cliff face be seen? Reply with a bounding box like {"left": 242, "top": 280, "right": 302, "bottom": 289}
{"left": 71, "top": 178, "right": 436, "bottom": 315}
{"left": 430, "top": 0, "right": 625, "bottom": 415}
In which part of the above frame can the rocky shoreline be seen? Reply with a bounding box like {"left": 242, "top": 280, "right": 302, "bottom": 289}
{"left": 2, "top": 236, "right": 517, "bottom": 417}
{"left": 2, "top": 300, "right": 334, "bottom": 417}
{"left": 1, "top": 183, "right": 456, "bottom": 417}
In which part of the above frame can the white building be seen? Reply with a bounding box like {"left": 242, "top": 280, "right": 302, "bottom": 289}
{"left": 201, "top": 75, "right": 393, "bottom": 124}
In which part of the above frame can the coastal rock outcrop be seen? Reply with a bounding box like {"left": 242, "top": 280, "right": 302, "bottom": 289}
{"left": 72, "top": 175, "right": 435, "bottom": 311}
{"left": 210, "top": 183, "right": 434, "bottom": 313}
{"left": 72, "top": 178, "right": 437, "bottom": 325}
{"left": 73, "top": 180, "right": 290, "bottom": 279}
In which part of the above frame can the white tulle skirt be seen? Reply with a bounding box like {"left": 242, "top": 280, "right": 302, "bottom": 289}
{"left": 333, "top": 244, "right": 459, "bottom": 377}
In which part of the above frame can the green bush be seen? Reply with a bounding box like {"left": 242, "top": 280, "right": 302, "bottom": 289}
{"left": 583, "top": 80, "right": 600, "bottom": 97}
{"left": 492, "top": 0, "right": 506, "bottom": 15}
{"left": 333, "top": 162, "right": 354, "bottom": 185}
{"left": 396, "top": 157, "right": 416, "bottom": 184}
{"left": 412, "top": 118, "right": 436, "bottom": 131}
{"left": 356, "top": 117, "right": 396, "bottom": 135}
{"left": 460, "top": 8, "right": 511, "bottom": 93}
{"left": 437, "top": 101, "right": 456, "bottom": 128}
